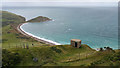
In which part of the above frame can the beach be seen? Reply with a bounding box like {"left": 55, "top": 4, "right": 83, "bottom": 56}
{"left": 17, "top": 23, "right": 61, "bottom": 45}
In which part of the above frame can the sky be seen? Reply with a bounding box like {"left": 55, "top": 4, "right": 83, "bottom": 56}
{"left": 2, "top": 0, "right": 119, "bottom": 7}
{"left": 2, "top": 0, "right": 119, "bottom": 2}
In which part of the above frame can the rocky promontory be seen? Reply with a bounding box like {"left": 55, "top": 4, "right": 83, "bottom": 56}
{"left": 27, "top": 16, "right": 52, "bottom": 22}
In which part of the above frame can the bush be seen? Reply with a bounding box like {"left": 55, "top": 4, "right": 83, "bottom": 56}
{"left": 50, "top": 47, "right": 62, "bottom": 53}
{"left": 2, "top": 39, "right": 8, "bottom": 43}
{"left": 99, "top": 47, "right": 103, "bottom": 51}
{"left": 90, "top": 60, "right": 104, "bottom": 66}
{"left": 2, "top": 49, "right": 21, "bottom": 67}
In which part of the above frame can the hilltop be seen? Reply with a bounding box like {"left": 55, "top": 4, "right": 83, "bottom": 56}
{"left": 27, "top": 16, "right": 52, "bottom": 22}
{"left": 2, "top": 11, "right": 26, "bottom": 26}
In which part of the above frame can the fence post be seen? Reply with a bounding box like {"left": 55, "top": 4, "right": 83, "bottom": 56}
{"left": 16, "top": 44, "right": 17, "bottom": 48}
{"left": 9, "top": 43, "right": 10, "bottom": 48}
{"left": 23, "top": 43, "right": 25, "bottom": 49}
{"left": 26, "top": 44, "right": 29, "bottom": 49}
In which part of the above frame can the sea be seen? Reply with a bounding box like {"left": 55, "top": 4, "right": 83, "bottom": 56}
{"left": 3, "top": 6, "right": 118, "bottom": 49}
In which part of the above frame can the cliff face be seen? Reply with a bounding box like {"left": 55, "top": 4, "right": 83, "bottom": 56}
{"left": 2, "top": 11, "right": 26, "bottom": 26}
{"left": 27, "top": 16, "right": 52, "bottom": 22}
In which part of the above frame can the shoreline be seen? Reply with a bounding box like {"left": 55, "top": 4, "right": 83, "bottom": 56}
{"left": 17, "top": 24, "right": 117, "bottom": 51}
{"left": 17, "top": 23, "right": 61, "bottom": 45}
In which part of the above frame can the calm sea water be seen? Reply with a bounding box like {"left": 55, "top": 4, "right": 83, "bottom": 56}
{"left": 3, "top": 7, "right": 118, "bottom": 49}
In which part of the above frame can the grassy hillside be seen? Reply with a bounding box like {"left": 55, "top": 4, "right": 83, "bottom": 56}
{"left": 2, "top": 25, "right": 47, "bottom": 49}
{"left": 2, "top": 45, "right": 120, "bottom": 67}
{"left": 2, "top": 11, "right": 26, "bottom": 26}
{"left": 2, "top": 11, "right": 46, "bottom": 49}
{"left": 2, "top": 45, "right": 95, "bottom": 66}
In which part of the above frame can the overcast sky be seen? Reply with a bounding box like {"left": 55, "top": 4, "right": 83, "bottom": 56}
{"left": 2, "top": 0, "right": 119, "bottom": 7}
{"left": 2, "top": 0, "right": 119, "bottom": 2}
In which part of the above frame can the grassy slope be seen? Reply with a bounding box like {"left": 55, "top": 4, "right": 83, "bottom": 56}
{"left": 2, "top": 11, "right": 47, "bottom": 49}
{"left": 2, "top": 11, "right": 25, "bottom": 26}
{"left": 4, "top": 45, "right": 96, "bottom": 66}
{"left": 2, "top": 11, "right": 120, "bottom": 66}
{"left": 3, "top": 45, "right": 120, "bottom": 66}
{"left": 2, "top": 25, "right": 47, "bottom": 49}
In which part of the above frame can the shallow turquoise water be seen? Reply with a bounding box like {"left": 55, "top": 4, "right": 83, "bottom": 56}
{"left": 3, "top": 7, "right": 118, "bottom": 49}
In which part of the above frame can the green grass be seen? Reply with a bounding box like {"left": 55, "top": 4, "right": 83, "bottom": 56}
{"left": 3, "top": 45, "right": 120, "bottom": 66}
{"left": 3, "top": 45, "right": 96, "bottom": 66}
{"left": 2, "top": 24, "right": 46, "bottom": 49}
{"left": 2, "top": 11, "right": 25, "bottom": 26}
